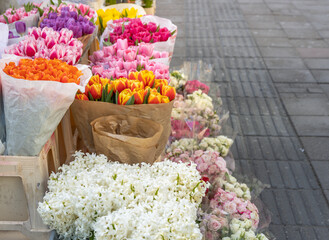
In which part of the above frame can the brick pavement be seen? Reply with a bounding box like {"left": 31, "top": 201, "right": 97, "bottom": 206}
{"left": 157, "top": 0, "right": 329, "bottom": 239}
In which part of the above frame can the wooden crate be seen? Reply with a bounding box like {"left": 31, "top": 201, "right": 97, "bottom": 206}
{"left": 0, "top": 133, "right": 60, "bottom": 240}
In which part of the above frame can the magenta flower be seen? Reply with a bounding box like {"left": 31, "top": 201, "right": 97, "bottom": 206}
{"left": 15, "top": 21, "right": 26, "bottom": 36}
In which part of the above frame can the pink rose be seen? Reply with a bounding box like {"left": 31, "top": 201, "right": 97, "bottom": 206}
{"left": 223, "top": 201, "right": 237, "bottom": 214}
{"left": 207, "top": 217, "right": 222, "bottom": 231}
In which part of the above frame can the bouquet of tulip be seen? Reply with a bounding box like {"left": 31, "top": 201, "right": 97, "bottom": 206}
{"left": 96, "top": 7, "right": 142, "bottom": 34}
{"left": 0, "top": 56, "right": 91, "bottom": 156}
{"left": 0, "top": 2, "right": 40, "bottom": 25}
{"left": 76, "top": 70, "right": 176, "bottom": 105}
{"left": 41, "top": 3, "right": 96, "bottom": 21}
{"left": 38, "top": 152, "right": 208, "bottom": 240}
{"left": 5, "top": 27, "right": 83, "bottom": 65}
{"left": 101, "top": 15, "right": 177, "bottom": 57}
{"left": 90, "top": 38, "right": 170, "bottom": 80}
{"left": 167, "top": 135, "right": 233, "bottom": 157}
{"left": 3, "top": 58, "right": 82, "bottom": 84}
{"left": 102, "top": 17, "right": 174, "bottom": 46}
{"left": 40, "top": 7, "right": 96, "bottom": 38}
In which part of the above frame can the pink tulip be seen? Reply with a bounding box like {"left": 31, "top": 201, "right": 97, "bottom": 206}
{"left": 45, "top": 35, "right": 57, "bottom": 49}
{"left": 115, "top": 68, "right": 127, "bottom": 79}
{"left": 138, "top": 43, "right": 154, "bottom": 57}
{"left": 102, "top": 68, "right": 116, "bottom": 79}
{"left": 160, "top": 51, "right": 169, "bottom": 58}
{"left": 103, "top": 45, "right": 117, "bottom": 56}
{"left": 123, "top": 60, "right": 137, "bottom": 71}
{"left": 116, "top": 39, "right": 128, "bottom": 50}
{"left": 24, "top": 41, "right": 37, "bottom": 57}
{"left": 152, "top": 51, "right": 161, "bottom": 59}
{"left": 59, "top": 28, "right": 73, "bottom": 44}
{"left": 117, "top": 49, "right": 124, "bottom": 58}
{"left": 123, "top": 49, "right": 137, "bottom": 62}
{"left": 154, "top": 69, "right": 169, "bottom": 80}
{"left": 30, "top": 27, "right": 41, "bottom": 40}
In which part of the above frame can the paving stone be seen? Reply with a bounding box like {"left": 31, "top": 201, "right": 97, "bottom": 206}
{"left": 251, "top": 29, "right": 287, "bottom": 38}
{"left": 285, "top": 226, "right": 302, "bottom": 240}
{"left": 320, "top": 84, "right": 329, "bottom": 99}
{"left": 312, "top": 161, "right": 329, "bottom": 188}
{"left": 325, "top": 190, "right": 329, "bottom": 203}
{"left": 270, "top": 69, "right": 316, "bottom": 83}
{"left": 284, "top": 29, "right": 322, "bottom": 39}
{"left": 301, "top": 137, "right": 329, "bottom": 161}
{"left": 291, "top": 116, "right": 329, "bottom": 136}
{"left": 259, "top": 47, "right": 299, "bottom": 58}
{"left": 255, "top": 37, "right": 292, "bottom": 47}
{"left": 264, "top": 58, "right": 305, "bottom": 69}
{"left": 304, "top": 58, "right": 329, "bottom": 69}
{"left": 289, "top": 39, "right": 329, "bottom": 48}
{"left": 248, "top": 21, "right": 281, "bottom": 29}
{"left": 311, "top": 70, "right": 329, "bottom": 83}
{"left": 281, "top": 97, "right": 329, "bottom": 116}
{"left": 298, "top": 48, "right": 329, "bottom": 58}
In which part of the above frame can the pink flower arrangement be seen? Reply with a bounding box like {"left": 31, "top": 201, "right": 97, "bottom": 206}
{"left": 0, "top": 3, "right": 40, "bottom": 24}
{"left": 5, "top": 27, "right": 83, "bottom": 65}
{"left": 89, "top": 39, "right": 170, "bottom": 79}
{"left": 185, "top": 80, "right": 210, "bottom": 94}
{"left": 104, "top": 18, "right": 174, "bottom": 46}
{"left": 41, "top": 3, "right": 96, "bottom": 21}
{"left": 210, "top": 188, "right": 259, "bottom": 229}
{"left": 166, "top": 149, "right": 228, "bottom": 183}
{"left": 171, "top": 119, "right": 210, "bottom": 140}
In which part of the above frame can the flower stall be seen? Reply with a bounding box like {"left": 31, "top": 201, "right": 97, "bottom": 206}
{"left": 0, "top": 1, "right": 271, "bottom": 240}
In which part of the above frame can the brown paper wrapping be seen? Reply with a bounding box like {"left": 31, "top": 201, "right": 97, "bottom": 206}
{"left": 91, "top": 115, "right": 163, "bottom": 164}
{"left": 70, "top": 100, "right": 173, "bottom": 157}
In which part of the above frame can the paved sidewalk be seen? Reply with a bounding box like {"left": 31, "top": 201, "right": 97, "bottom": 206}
{"left": 157, "top": 0, "right": 329, "bottom": 239}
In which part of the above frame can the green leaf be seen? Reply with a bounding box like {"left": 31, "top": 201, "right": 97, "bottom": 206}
{"left": 152, "top": 81, "right": 155, "bottom": 88}
{"left": 143, "top": 88, "right": 150, "bottom": 104}
{"left": 36, "top": 6, "right": 44, "bottom": 16}
{"left": 125, "top": 95, "right": 135, "bottom": 105}
{"left": 106, "top": 89, "right": 113, "bottom": 103}
{"left": 135, "top": 39, "right": 138, "bottom": 46}
{"left": 137, "top": 64, "right": 142, "bottom": 72}
{"left": 88, "top": 92, "right": 95, "bottom": 101}
{"left": 171, "top": 29, "right": 176, "bottom": 36}
{"left": 110, "top": 76, "right": 114, "bottom": 81}
{"left": 50, "top": 0, "right": 55, "bottom": 5}
{"left": 150, "top": 37, "right": 154, "bottom": 43}
{"left": 3, "top": 15, "right": 9, "bottom": 24}
{"left": 98, "top": 16, "right": 104, "bottom": 33}
{"left": 156, "top": 25, "right": 160, "bottom": 32}
{"left": 115, "top": 91, "right": 119, "bottom": 104}
{"left": 83, "top": 8, "right": 90, "bottom": 17}
{"left": 157, "top": 87, "right": 161, "bottom": 93}
{"left": 121, "top": 23, "right": 125, "bottom": 34}
{"left": 57, "top": 0, "right": 62, "bottom": 7}
{"left": 103, "top": 41, "right": 112, "bottom": 46}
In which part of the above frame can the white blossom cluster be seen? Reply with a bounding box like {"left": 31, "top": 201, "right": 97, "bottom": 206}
{"left": 167, "top": 136, "right": 233, "bottom": 157}
{"left": 200, "top": 136, "right": 234, "bottom": 157}
{"left": 221, "top": 174, "right": 252, "bottom": 201}
{"left": 169, "top": 70, "right": 187, "bottom": 90}
{"left": 38, "top": 152, "right": 208, "bottom": 240}
{"left": 223, "top": 219, "right": 269, "bottom": 240}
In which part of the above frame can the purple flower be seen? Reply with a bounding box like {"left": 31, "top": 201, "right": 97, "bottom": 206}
{"left": 8, "top": 31, "right": 19, "bottom": 39}
{"left": 15, "top": 21, "right": 26, "bottom": 35}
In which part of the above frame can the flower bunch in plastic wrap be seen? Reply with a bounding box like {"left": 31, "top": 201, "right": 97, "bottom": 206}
{"left": 104, "top": 18, "right": 175, "bottom": 46}
{"left": 172, "top": 90, "right": 222, "bottom": 136}
{"left": 5, "top": 27, "right": 83, "bottom": 65}
{"left": 90, "top": 39, "right": 169, "bottom": 80}
{"left": 169, "top": 71, "right": 187, "bottom": 92}
{"left": 40, "top": 7, "right": 95, "bottom": 38}
{"left": 0, "top": 2, "right": 39, "bottom": 24}
{"left": 41, "top": 3, "right": 96, "bottom": 21}
{"left": 38, "top": 153, "right": 208, "bottom": 240}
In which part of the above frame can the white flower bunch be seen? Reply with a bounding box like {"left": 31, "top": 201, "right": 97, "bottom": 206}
{"left": 167, "top": 136, "right": 233, "bottom": 157}
{"left": 170, "top": 70, "right": 187, "bottom": 90}
{"left": 166, "top": 138, "right": 198, "bottom": 153}
{"left": 222, "top": 219, "right": 269, "bottom": 240}
{"left": 38, "top": 152, "right": 208, "bottom": 240}
{"left": 221, "top": 174, "right": 252, "bottom": 201}
{"left": 200, "top": 136, "right": 234, "bottom": 157}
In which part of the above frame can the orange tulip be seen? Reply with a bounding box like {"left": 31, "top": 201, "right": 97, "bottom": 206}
{"left": 112, "top": 78, "right": 128, "bottom": 92}
{"left": 118, "top": 89, "right": 133, "bottom": 105}
{"left": 154, "top": 79, "right": 168, "bottom": 92}
{"left": 138, "top": 70, "right": 155, "bottom": 87}
{"left": 161, "top": 96, "right": 170, "bottom": 103}
{"left": 148, "top": 92, "right": 162, "bottom": 104}
{"left": 100, "top": 77, "right": 111, "bottom": 87}
{"left": 128, "top": 80, "right": 144, "bottom": 91}
{"left": 89, "top": 75, "right": 101, "bottom": 85}
{"left": 132, "top": 88, "right": 144, "bottom": 104}
{"left": 89, "top": 83, "right": 102, "bottom": 100}
{"left": 76, "top": 93, "right": 89, "bottom": 101}
{"left": 128, "top": 71, "right": 138, "bottom": 80}
{"left": 162, "top": 85, "right": 176, "bottom": 101}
